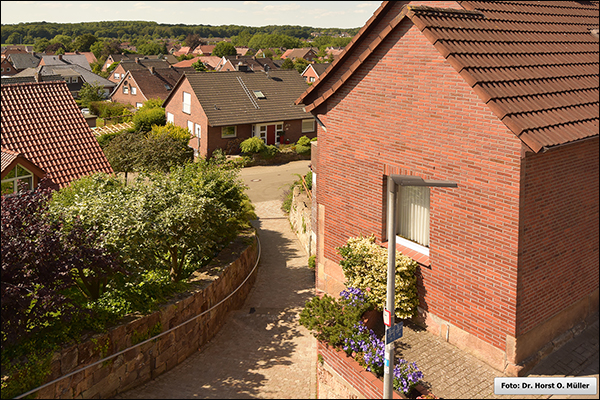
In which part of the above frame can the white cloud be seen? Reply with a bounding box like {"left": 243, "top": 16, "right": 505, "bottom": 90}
{"left": 263, "top": 3, "right": 300, "bottom": 12}
{"left": 243, "top": 1, "right": 263, "bottom": 5}
{"left": 357, "top": 2, "right": 377, "bottom": 8}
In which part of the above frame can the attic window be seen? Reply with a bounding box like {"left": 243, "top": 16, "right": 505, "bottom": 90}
{"left": 253, "top": 90, "right": 266, "bottom": 99}
{"left": 165, "top": 84, "right": 171, "bottom": 90}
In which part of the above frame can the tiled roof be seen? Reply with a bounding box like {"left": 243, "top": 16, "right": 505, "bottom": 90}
{"left": 281, "top": 48, "right": 318, "bottom": 60}
{"left": 1, "top": 81, "right": 114, "bottom": 188}
{"left": 41, "top": 54, "right": 91, "bottom": 71}
{"left": 7, "top": 53, "right": 41, "bottom": 69}
{"left": 174, "top": 70, "right": 310, "bottom": 127}
{"left": 221, "top": 56, "right": 280, "bottom": 72}
{"left": 118, "top": 59, "right": 174, "bottom": 72}
{"left": 1, "top": 148, "right": 19, "bottom": 173}
{"left": 1, "top": 74, "right": 64, "bottom": 84}
{"left": 14, "top": 64, "right": 115, "bottom": 88}
{"left": 173, "top": 56, "right": 222, "bottom": 69}
{"left": 297, "top": 1, "right": 599, "bottom": 153}
{"left": 118, "top": 67, "right": 187, "bottom": 101}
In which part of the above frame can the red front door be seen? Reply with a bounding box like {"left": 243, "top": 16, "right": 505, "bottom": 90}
{"left": 266, "top": 125, "right": 276, "bottom": 145}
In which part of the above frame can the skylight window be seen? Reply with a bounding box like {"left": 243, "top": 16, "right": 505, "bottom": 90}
{"left": 253, "top": 90, "right": 266, "bottom": 99}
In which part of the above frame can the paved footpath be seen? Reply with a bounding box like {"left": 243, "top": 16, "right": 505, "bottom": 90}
{"left": 118, "top": 162, "right": 317, "bottom": 399}
{"left": 396, "top": 315, "right": 598, "bottom": 399}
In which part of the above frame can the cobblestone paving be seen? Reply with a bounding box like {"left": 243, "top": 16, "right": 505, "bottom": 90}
{"left": 396, "top": 316, "right": 599, "bottom": 399}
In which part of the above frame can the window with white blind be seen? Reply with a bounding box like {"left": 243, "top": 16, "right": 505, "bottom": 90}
{"left": 187, "top": 121, "right": 194, "bottom": 135}
{"left": 131, "top": 87, "right": 137, "bottom": 95}
{"left": 195, "top": 123, "right": 201, "bottom": 138}
{"left": 183, "top": 91, "right": 191, "bottom": 114}
{"left": 396, "top": 185, "right": 430, "bottom": 252}
{"left": 166, "top": 112, "right": 174, "bottom": 123}
{"left": 302, "top": 118, "right": 315, "bottom": 133}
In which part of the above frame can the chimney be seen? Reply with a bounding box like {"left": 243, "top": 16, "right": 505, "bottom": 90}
{"left": 58, "top": 54, "right": 63, "bottom": 60}
{"left": 135, "top": 58, "right": 140, "bottom": 64}
{"left": 34, "top": 70, "right": 41, "bottom": 82}
{"left": 149, "top": 66, "right": 155, "bottom": 74}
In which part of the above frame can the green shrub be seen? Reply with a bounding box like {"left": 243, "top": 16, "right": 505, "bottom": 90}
{"left": 240, "top": 137, "right": 266, "bottom": 154}
{"left": 337, "top": 235, "right": 419, "bottom": 319}
{"left": 308, "top": 255, "right": 316, "bottom": 270}
{"left": 96, "top": 131, "right": 122, "bottom": 149}
{"left": 90, "top": 101, "right": 129, "bottom": 119}
{"left": 260, "top": 144, "right": 279, "bottom": 159}
{"left": 133, "top": 107, "right": 166, "bottom": 132}
{"left": 295, "top": 135, "right": 312, "bottom": 155}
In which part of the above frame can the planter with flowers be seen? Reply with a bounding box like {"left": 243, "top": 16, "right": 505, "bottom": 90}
{"left": 300, "top": 236, "right": 436, "bottom": 398}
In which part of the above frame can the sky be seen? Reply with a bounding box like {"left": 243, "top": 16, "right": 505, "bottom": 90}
{"left": 1, "top": 1, "right": 383, "bottom": 29}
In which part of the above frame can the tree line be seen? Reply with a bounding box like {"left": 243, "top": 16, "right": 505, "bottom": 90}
{"left": 2, "top": 20, "right": 359, "bottom": 46}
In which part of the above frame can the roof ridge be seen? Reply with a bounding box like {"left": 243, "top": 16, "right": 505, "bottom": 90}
{"left": 406, "top": 4, "right": 484, "bottom": 17}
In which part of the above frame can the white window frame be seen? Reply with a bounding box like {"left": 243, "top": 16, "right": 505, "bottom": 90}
{"left": 195, "top": 123, "right": 202, "bottom": 138}
{"left": 221, "top": 126, "right": 237, "bottom": 138}
{"left": 396, "top": 186, "right": 430, "bottom": 256}
{"left": 183, "top": 91, "right": 191, "bottom": 114}
{"left": 114, "top": 73, "right": 120, "bottom": 79}
{"left": 166, "top": 112, "right": 174, "bottom": 123}
{"left": 123, "top": 86, "right": 128, "bottom": 94}
{"left": 1, "top": 164, "right": 33, "bottom": 195}
{"left": 136, "top": 102, "right": 143, "bottom": 108}
{"left": 253, "top": 122, "right": 283, "bottom": 144}
{"left": 187, "top": 120, "right": 194, "bottom": 135}
{"left": 131, "top": 86, "right": 137, "bottom": 95}
{"left": 71, "top": 77, "right": 78, "bottom": 83}
{"left": 302, "top": 118, "right": 315, "bottom": 133}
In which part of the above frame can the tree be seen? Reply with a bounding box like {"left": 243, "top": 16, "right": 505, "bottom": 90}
{"left": 78, "top": 82, "right": 106, "bottom": 108}
{"left": 137, "top": 41, "right": 162, "bottom": 55}
{"left": 191, "top": 60, "right": 207, "bottom": 72}
{"left": 72, "top": 33, "right": 98, "bottom": 52}
{"left": 1, "top": 180, "right": 75, "bottom": 349}
{"left": 133, "top": 107, "right": 166, "bottom": 132}
{"left": 33, "top": 38, "right": 50, "bottom": 52}
{"left": 103, "top": 131, "right": 141, "bottom": 183}
{"left": 184, "top": 33, "right": 201, "bottom": 50}
{"left": 281, "top": 58, "right": 295, "bottom": 70}
{"left": 5, "top": 32, "right": 21, "bottom": 45}
{"left": 293, "top": 57, "right": 309, "bottom": 74}
{"left": 212, "top": 41, "right": 237, "bottom": 57}
{"left": 136, "top": 125, "right": 193, "bottom": 173}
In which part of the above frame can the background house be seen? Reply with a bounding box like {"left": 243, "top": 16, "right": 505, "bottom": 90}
{"left": 108, "top": 57, "right": 180, "bottom": 84}
{"left": 13, "top": 64, "right": 115, "bottom": 98}
{"left": 301, "top": 63, "right": 330, "bottom": 84}
{"left": 296, "top": 0, "right": 599, "bottom": 377}
{"left": 110, "top": 66, "right": 188, "bottom": 108}
{"left": 1, "top": 81, "right": 113, "bottom": 191}
{"left": 39, "top": 53, "right": 92, "bottom": 71}
{"left": 163, "top": 70, "right": 316, "bottom": 158}
{"left": 281, "top": 47, "right": 318, "bottom": 63}
{"left": 215, "top": 56, "right": 280, "bottom": 72}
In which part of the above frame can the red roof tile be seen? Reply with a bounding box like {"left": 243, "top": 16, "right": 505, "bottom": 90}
{"left": 297, "top": 1, "right": 599, "bottom": 153}
{"left": 1, "top": 81, "right": 114, "bottom": 188}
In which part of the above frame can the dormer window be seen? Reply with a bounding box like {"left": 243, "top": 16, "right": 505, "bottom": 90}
{"left": 1, "top": 165, "right": 33, "bottom": 196}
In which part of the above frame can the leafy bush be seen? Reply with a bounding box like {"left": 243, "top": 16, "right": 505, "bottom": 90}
{"left": 240, "top": 137, "right": 266, "bottom": 154}
{"left": 337, "top": 235, "right": 419, "bottom": 319}
{"left": 295, "top": 135, "right": 312, "bottom": 155}
{"left": 138, "top": 98, "right": 163, "bottom": 112}
{"left": 133, "top": 107, "right": 166, "bottom": 132}
{"left": 299, "top": 287, "right": 371, "bottom": 347}
{"left": 308, "top": 255, "right": 316, "bottom": 270}
{"left": 96, "top": 130, "right": 123, "bottom": 149}
{"left": 260, "top": 144, "right": 279, "bottom": 159}
{"left": 90, "top": 100, "right": 129, "bottom": 119}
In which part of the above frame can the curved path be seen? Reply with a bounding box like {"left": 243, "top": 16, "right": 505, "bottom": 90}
{"left": 118, "top": 161, "right": 317, "bottom": 399}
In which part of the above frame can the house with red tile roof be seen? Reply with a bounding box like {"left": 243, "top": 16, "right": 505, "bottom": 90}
{"left": 280, "top": 47, "right": 318, "bottom": 63}
{"left": 163, "top": 70, "right": 315, "bottom": 158}
{"left": 110, "top": 66, "right": 189, "bottom": 108}
{"left": 296, "top": 0, "right": 598, "bottom": 377}
{"left": 172, "top": 56, "right": 221, "bottom": 71}
{"left": 1, "top": 81, "right": 113, "bottom": 191}
{"left": 301, "top": 63, "right": 331, "bottom": 84}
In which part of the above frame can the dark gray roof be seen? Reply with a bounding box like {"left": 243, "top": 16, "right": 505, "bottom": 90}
{"left": 14, "top": 65, "right": 115, "bottom": 88}
{"left": 1, "top": 74, "right": 64, "bottom": 84}
{"left": 181, "top": 70, "right": 310, "bottom": 127}
{"left": 41, "top": 54, "right": 91, "bottom": 70}
{"left": 118, "top": 59, "right": 173, "bottom": 72}
{"left": 311, "top": 63, "right": 331, "bottom": 76}
{"left": 7, "top": 53, "right": 41, "bottom": 69}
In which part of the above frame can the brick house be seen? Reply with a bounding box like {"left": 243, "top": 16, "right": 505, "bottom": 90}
{"left": 163, "top": 70, "right": 316, "bottom": 158}
{"left": 301, "top": 63, "right": 331, "bottom": 84}
{"left": 280, "top": 47, "right": 319, "bottom": 63}
{"left": 108, "top": 58, "right": 181, "bottom": 85}
{"left": 296, "top": 0, "right": 599, "bottom": 376}
{"left": 110, "top": 66, "right": 188, "bottom": 108}
{"left": 1, "top": 81, "right": 113, "bottom": 192}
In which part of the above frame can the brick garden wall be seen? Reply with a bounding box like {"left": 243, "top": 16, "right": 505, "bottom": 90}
{"left": 30, "top": 232, "right": 259, "bottom": 399}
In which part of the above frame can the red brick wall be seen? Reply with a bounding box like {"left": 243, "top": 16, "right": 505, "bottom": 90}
{"left": 313, "top": 3, "right": 523, "bottom": 351}
{"left": 517, "top": 138, "right": 599, "bottom": 336}
{"left": 110, "top": 75, "right": 145, "bottom": 108}
{"left": 164, "top": 78, "right": 210, "bottom": 156}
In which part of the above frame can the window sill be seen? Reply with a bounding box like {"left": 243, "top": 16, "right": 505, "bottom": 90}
{"left": 381, "top": 241, "right": 430, "bottom": 268}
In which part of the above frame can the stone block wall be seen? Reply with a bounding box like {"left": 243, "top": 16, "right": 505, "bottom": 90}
{"left": 30, "top": 231, "right": 259, "bottom": 399}
{"left": 289, "top": 185, "right": 313, "bottom": 256}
